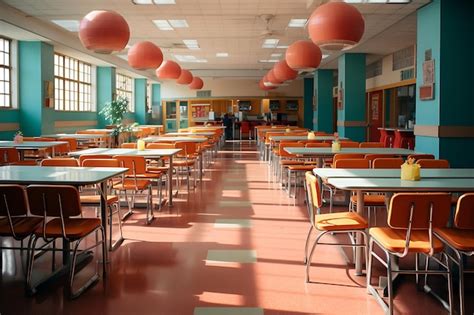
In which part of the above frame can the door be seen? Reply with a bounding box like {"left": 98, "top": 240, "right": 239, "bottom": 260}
{"left": 367, "top": 90, "right": 383, "bottom": 142}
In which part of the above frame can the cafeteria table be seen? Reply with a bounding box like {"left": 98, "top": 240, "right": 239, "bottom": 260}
{"left": 165, "top": 132, "right": 215, "bottom": 137}
{"left": 41, "top": 133, "right": 108, "bottom": 145}
{"left": 0, "top": 140, "right": 68, "bottom": 158}
{"left": 69, "top": 148, "right": 182, "bottom": 206}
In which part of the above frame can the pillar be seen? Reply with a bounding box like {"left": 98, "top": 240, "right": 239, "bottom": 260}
{"left": 303, "top": 77, "right": 314, "bottom": 129}
{"left": 134, "top": 78, "right": 147, "bottom": 125}
{"left": 150, "top": 83, "right": 162, "bottom": 124}
{"left": 337, "top": 53, "right": 366, "bottom": 142}
{"left": 313, "top": 69, "right": 334, "bottom": 133}
{"left": 415, "top": 0, "right": 474, "bottom": 167}
{"left": 96, "top": 66, "right": 116, "bottom": 128}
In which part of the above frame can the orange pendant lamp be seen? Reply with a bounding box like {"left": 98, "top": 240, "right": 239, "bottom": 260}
{"left": 189, "top": 77, "right": 204, "bottom": 90}
{"left": 273, "top": 60, "right": 298, "bottom": 82}
{"left": 286, "top": 40, "right": 322, "bottom": 72}
{"left": 127, "top": 41, "right": 163, "bottom": 70}
{"left": 308, "top": 2, "right": 365, "bottom": 51}
{"left": 156, "top": 60, "right": 182, "bottom": 80}
{"left": 266, "top": 69, "right": 283, "bottom": 85}
{"left": 177, "top": 69, "right": 194, "bottom": 85}
{"left": 79, "top": 10, "right": 130, "bottom": 54}
{"left": 259, "top": 79, "right": 275, "bottom": 91}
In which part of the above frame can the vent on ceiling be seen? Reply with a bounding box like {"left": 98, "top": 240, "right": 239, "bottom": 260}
{"left": 197, "top": 90, "right": 211, "bottom": 98}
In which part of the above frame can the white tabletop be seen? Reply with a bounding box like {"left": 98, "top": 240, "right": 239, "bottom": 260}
{"left": 41, "top": 134, "right": 104, "bottom": 140}
{"left": 69, "top": 148, "right": 182, "bottom": 158}
{"left": 284, "top": 147, "right": 417, "bottom": 157}
{"left": 0, "top": 141, "right": 68, "bottom": 149}
{"left": 314, "top": 168, "right": 474, "bottom": 180}
{"left": 166, "top": 132, "right": 214, "bottom": 137}
{"left": 81, "top": 129, "right": 114, "bottom": 133}
{"left": 270, "top": 136, "right": 345, "bottom": 142}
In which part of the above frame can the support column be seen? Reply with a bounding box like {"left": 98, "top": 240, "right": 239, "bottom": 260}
{"left": 337, "top": 53, "right": 366, "bottom": 142}
{"left": 303, "top": 77, "right": 314, "bottom": 129}
{"left": 415, "top": 0, "right": 474, "bottom": 167}
{"left": 18, "top": 41, "right": 54, "bottom": 136}
{"left": 96, "top": 67, "right": 116, "bottom": 128}
{"left": 313, "top": 69, "right": 334, "bottom": 133}
{"left": 150, "top": 83, "right": 162, "bottom": 124}
{"left": 134, "top": 78, "right": 147, "bottom": 125}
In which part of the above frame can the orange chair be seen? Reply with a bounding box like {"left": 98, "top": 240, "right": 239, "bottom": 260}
{"left": 121, "top": 142, "right": 137, "bottom": 149}
{"left": 304, "top": 172, "right": 368, "bottom": 282}
{"left": 416, "top": 159, "right": 450, "bottom": 168}
{"left": 26, "top": 185, "right": 106, "bottom": 298}
{"left": 0, "top": 148, "right": 37, "bottom": 166}
{"left": 79, "top": 154, "right": 113, "bottom": 166}
{"left": 364, "top": 154, "right": 396, "bottom": 167}
{"left": 277, "top": 142, "right": 306, "bottom": 184}
{"left": 332, "top": 153, "right": 365, "bottom": 167}
{"left": 40, "top": 158, "right": 79, "bottom": 167}
{"left": 339, "top": 141, "right": 360, "bottom": 148}
{"left": 435, "top": 193, "right": 474, "bottom": 315}
{"left": 359, "top": 142, "right": 384, "bottom": 148}
{"left": 372, "top": 158, "right": 404, "bottom": 169}
{"left": 173, "top": 142, "right": 198, "bottom": 191}
{"left": 305, "top": 142, "right": 331, "bottom": 148}
{"left": 334, "top": 158, "right": 370, "bottom": 169}
{"left": 113, "top": 155, "right": 160, "bottom": 224}
{"left": 59, "top": 137, "right": 78, "bottom": 152}
{"left": 367, "top": 193, "right": 453, "bottom": 314}
{"left": 407, "top": 154, "right": 435, "bottom": 161}
{"left": 81, "top": 159, "right": 123, "bottom": 250}
{"left": 0, "top": 185, "right": 43, "bottom": 255}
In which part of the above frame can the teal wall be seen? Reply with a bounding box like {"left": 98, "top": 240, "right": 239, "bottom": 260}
{"left": 313, "top": 69, "right": 334, "bottom": 133}
{"left": 134, "top": 78, "right": 147, "bottom": 125}
{"left": 303, "top": 78, "right": 314, "bottom": 129}
{"left": 0, "top": 110, "right": 20, "bottom": 139}
{"left": 416, "top": 0, "right": 474, "bottom": 167}
{"left": 337, "top": 53, "right": 366, "bottom": 142}
{"left": 96, "top": 67, "right": 116, "bottom": 128}
{"left": 150, "top": 83, "right": 162, "bottom": 124}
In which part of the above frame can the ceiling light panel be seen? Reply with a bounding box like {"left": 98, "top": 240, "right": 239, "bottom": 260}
{"left": 262, "top": 39, "right": 279, "bottom": 49}
{"left": 259, "top": 59, "right": 279, "bottom": 63}
{"left": 169, "top": 20, "right": 189, "bottom": 28}
{"left": 153, "top": 20, "right": 173, "bottom": 30}
{"left": 288, "top": 19, "right": 307, "bottom": 28}
{"left": 183, "top": 39, "right": 200, "bottom": 50}
{"left": 216, "top": 53, "right": 229, "bottom": 57}
{"left": 271, "top": 53, "right": 282, "bottom": 57}
{"left": 174, "top": 54, "right": 207, "bottom": 63}
{"left": 153, "top": 0, "right": 176, "bottom": 4}
{"left": 51, "top": 20, "right": 79, "bottom": 32}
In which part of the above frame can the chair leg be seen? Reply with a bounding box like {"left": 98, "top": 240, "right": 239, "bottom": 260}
{"left": 415, "top": 253, "right": 419, "bottom": 286}
{"left": 303, "top": 225, "right": 314, "bottom": 264}
{"left": 386, "top": 254, "right": 394, "bottom": 315}
{"left": 458, "top": 254, "right": 465, "bottom": 315}
{"left": 446, "top": 254, "right": 454, "bottom": 315}
{"left": 367, "top": 238, "right": 374, "bottom": 292}
{"left": 305, "top": 231, "right": 326, "bottom": 283}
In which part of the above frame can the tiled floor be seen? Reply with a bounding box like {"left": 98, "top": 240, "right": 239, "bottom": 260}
{"left": 0, "top": 141, "right": 468, "bottom": 314}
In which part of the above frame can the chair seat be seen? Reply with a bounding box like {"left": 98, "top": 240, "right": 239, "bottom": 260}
{"left": 314, "top": 212, "right": 368, "bottom": 231}
{"left": 0, "top": 217, "right": 43, "bottom": 238}
{"left": 288, "top": 165, "right": 317, "bottom": 171}
{"left": 131, "top": 172, "right": 163, "bottom": 179}
{"left": 435, "top": 228, "right": 474, "bottom": 252}
{"left": 350, "top": 194, "right": 386, "bottom": 206}
{"left": 147, "top": 166, "right": 169, "bottom": 173}
{"left": 174, "top": 160, "right": 195, "bottom": 167}
{"left": 10, "top": 160, "right": 38, "bottom": 166}
{"left": 280, "top": 160, "right": 304, "bottom": 166}
{"left": 80, "top": 195, "right": 118, "bottom": 205}
{"left": 370, "top": 227, "right": 444, "bottom": 254}
{"left": 35, "top": 218, "right": 101, "bottom": 240}
{"left": 113, "top": 179, "right": 151, "bottom": 190}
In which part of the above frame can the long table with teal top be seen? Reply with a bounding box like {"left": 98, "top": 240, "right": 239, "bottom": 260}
{"left": 69, "top": 148, "right": 182, "bottom": 206}
{"left": 41, "top": 133, "right": 106, "bottom": 144}
{"left": 142, "top": 136, "right": 208, "bottom": 143}
{"left": 313, "top": 168, "right": 474, "bottom": 180}
{"left": 0, "top": 140, "right": 68, "bottom": 158}
{"left": 165, "top": 132, "right": 215, "bottom": 137}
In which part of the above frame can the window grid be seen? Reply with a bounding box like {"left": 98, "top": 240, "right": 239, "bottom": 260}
{"left": 366, "top": 59, "right": 383, "bottom": 79}
{"left": 393, "top": 46, "right": 414, "bottom": 71}
{"left": 0, "top": 37, "right": 11, "bottom": 108}
{"left": 116, "top": 73, "right": 134, "bottom": 112}
{"left": 54, "top": 53, "right": 92, "bottom": 111}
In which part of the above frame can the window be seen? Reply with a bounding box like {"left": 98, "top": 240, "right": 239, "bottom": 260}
{"left": 0, "top": 37, "right": 11, "bottom": 108}
{"left": 54, "top": 53, "right": 92, "bottom": 111}
{"left": 116, "top": 73, "right": 134, "bottom": 112}
{"left": 392, "top": 46, "right": 414, "bottom": 71}
{"left": 366, "top": 59, "right": 383, "bottom": 79}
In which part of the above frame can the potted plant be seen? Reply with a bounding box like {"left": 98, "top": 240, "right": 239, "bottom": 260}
{"left": 13, "top": 130, "right": 23, "bottom": 144}
{"left": 99, "top": 96, "right": 130, "bottom": 146}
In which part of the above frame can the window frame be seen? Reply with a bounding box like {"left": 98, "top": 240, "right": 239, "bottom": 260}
{"left": 0, "top": 36, "right": 12, "bottom": 109}
{"left": 54, "top": 52, "right": 93, "bottom": 112}
{"left": 116, "top": 72, "right": 134, "bottom": 113}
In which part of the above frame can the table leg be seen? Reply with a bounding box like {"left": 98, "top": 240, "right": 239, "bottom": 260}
{"left": 355, "top": 189, "right": 364, "bottom": 276}
{"left": 169, "top": 155, "right": 174, "bottom": 206}
{"left": 100, "top": 181, "right": 109, "bottom": 261}
{"left": 199, "top": 152, "right": 203, "bottom": 182}
{"left": 52, "top": 147, "right": 56, "bottom": 157}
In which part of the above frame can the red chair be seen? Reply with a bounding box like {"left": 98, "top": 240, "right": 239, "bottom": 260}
{"left": 240, "top": 121, "right": 251, "bottom": 140}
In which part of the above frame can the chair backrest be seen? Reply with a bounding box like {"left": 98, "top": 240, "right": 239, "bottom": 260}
{"left": 174, "top": 141, "right": 198, "bottom": 157}
{"left": 387, "top": 193, "right": 451, "bottom": 230}
{"left": 416, "top": 159, "right": 450, "bottom": 169}
{"left": 359, "top": 142, "right": 384, "bottom": 148}
{"left": 79, "top": 154, "right": 113, "bottom": 166}
{"left": 334, "top": 158, "right": 370, "bottom": 169}
{"left": 0, "top": 148, "right": 20, "bottom": 164}
{"left": 339, "top": 141, "right": 360, "bottom": 148}
{"left": 82, "top": 158, "right": 120, "bottom": 168}
{"left": 114, "top": 155, "right": 147, "bottom": 175}
{"left": 27, "top": 185, "right": 82, "bottom": 218}
{"left": 59, "top": 138, "right": 78, "bottom": 152}
{"left": 305, "top": 142, "right": 331, "bottom": 148}
{"left": 241, "top": 121, "right": 250, "bottom": 133}
{"left": 278, "top": 142, "right": 303, "bottom": 158}
{"left": 454, "top": 193, "right": 474, "bottom": 229}
{"left": 407, "top": 154, "right": 435, "bottom": 161}
{"left": 0, "top": 184, "right": 29, "bottom": 217}
{"left": 364, "top": 154, "right": 396, "bottom": 163}
{"left": 40, "top": 158, "right": 79, "bottom": 167}
{"left": 333, "top": 153, "right": 365, "bottom": 165}
{"left": 305, "top": 172, "right": 322, "bottom": 221}
{"left": 372, "top": 158, "right": 404, "bottom": 169}
{"left": 146, "top": 143, "right": 175, "bottom": 149}
{"left": 121, "top": 142, "right": 137, "bottom": 149}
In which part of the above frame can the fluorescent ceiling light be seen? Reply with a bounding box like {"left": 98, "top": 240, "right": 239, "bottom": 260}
{"left": 262, "top": 39, "right": 279, "bottom": 49}
{"left": 133, "top": 0, "right": 176, "bottom": 3}
{"left": 132, "top": 0, "right": 153, "bottom": 4}
{"left": 153, "top": 20, "right": 174, "bottom": 30}
{"left": 344, "top": 0, "right": 410, "bottom": 3}
{"left": 183, "top": 39, "right": 200, "bottom": 50}
{"left": 276, "top": 45, "right": 289, "bottom": 49}
{"left": 322, "top": 54, "right": 329, "bottom": 59}
{"left": 216, "top": 52, "right": 229, "bottom": 57}
{"left": 288, "top": 19, "right": 307, "bottom": 28}
{"left": 174, "top": 54, "right": 207, "bottom": 63}
{"left": 169, "top": 19, "right": 188, "bottom": 28}
{"left": 51, "top": 20, "right": 80, "bottom": 32}
{"left": 271, "top": 53, "right": 282, "bottom": 58}
{"left": 117, "top": 54, "right": 128, "bottom": 60}
{"left": 259, "top": 59, "right": 279, "bottom": 63}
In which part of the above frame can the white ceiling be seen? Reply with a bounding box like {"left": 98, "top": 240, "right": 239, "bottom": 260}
{"left": 0, "top": 0, "right": 430, "bottom": 78}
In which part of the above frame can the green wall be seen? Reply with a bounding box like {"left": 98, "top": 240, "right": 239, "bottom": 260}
{"left": 134, "top": 78, "right": 148, "bottom": 125}
{"left": 303, "top": 77, "right": 314, "bottom": 129}
{"left": 150, "top": 83, "right": 162, "bottom": 124}
{"left": 313, "top": 69, "right": 334, "bottom": 133}
{"left": 96, "top": 67, "right": 116, "bottom": 128}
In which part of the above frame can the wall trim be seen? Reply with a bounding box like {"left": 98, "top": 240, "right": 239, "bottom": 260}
{"left": 414, "top": 125, "right": 474, "bottom": 138}
{"left": 54, "top": 120, "right": 97, "bottom": 128}
{"left": 337, "top": 120, "right": 367, "bottom": 127}
{"left": 366, "top": 78, "right": 416, "bottom": 93}
{"left": 0, "top": 122, "right": 20, "bottom": 131}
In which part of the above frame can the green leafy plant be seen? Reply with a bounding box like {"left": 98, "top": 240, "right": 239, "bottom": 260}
{"left": 99, "top": 96, "right": 129, "bottom": 136}
{"left": 14, "top": 130, "right": 23, "bottom": 137}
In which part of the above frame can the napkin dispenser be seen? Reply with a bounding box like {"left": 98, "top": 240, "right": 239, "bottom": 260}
{"left": 401, "top": 159, "right": 421, "bottom": 181}
{"left": 331, "top": 141, "right": 341, "bottom": 152}
{"left": 137, "top": 139, "right": 146, "bottom": 151}
{"left": 307, "top": 132, "right": 316, "bottom": 140}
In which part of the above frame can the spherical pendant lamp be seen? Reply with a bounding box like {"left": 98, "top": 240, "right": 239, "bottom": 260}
{"left": 259, "top": 79, "right": 275, "bottom": 91}
{"left": 189, "top": 77, "right": 204, "bottom": 90}
{"left": 127, "top": 41, "right": 163, "bottom": 70}
{"left": 267, "top": 69, "right": 283, "bottom": 85}
{"left": 273, "top": 60, "right": 298, "bottom": 82}
{"left": 156, "top": 60, "right": 182, "bottom": 80}
{"left": 79, "top": 10, "right": 130, "bottom": 54}
{"left": 308, "top": 2, "right": 365, "bottom": 51}
{"left": 286, "top": 40, "right": 322, "bottom": 71}
{"left": 176, "top": 69, "right": 193, "bottom": 85}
